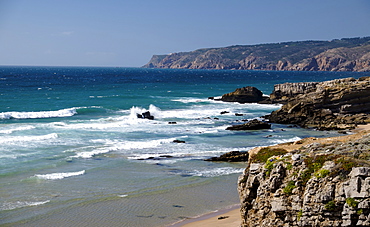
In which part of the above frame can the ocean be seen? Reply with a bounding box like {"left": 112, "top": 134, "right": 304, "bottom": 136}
{"left": 1, "top": 66, "right": 368, "bottom": 227}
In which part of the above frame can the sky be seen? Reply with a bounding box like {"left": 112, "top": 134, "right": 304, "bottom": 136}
{"left": 0, "top": 0, "right": 369, "bottom": 67}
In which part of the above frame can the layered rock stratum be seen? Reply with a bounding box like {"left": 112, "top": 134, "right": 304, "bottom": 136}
{"left": 143, "top": 37, "right": 370, "bottom": 72}
{"left": 238, "top": 129, "right": 370, "bottom": 227}
{"left": 266, "top": 77, "right": 370, "bottom": 130}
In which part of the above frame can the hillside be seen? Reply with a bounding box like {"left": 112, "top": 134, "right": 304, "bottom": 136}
{"left": 143, "top": 37, "right": 370, "bottom": 72}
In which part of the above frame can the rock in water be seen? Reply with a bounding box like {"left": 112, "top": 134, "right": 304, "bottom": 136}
{"left": 226, "top": 119, "right": 271, "bottom": 130}
{"left": 137, "top": 111, "right": 154, "bottom": 120}
{"left": 205, "top": 151, "right": 249, "bottom": 162}
{"left": 220, "top": 86, "right": 264, "bottom": 103}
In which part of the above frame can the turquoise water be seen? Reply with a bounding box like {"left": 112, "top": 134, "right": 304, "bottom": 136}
{"left": 0, "top": 67, "right": 368, "bottom": 226}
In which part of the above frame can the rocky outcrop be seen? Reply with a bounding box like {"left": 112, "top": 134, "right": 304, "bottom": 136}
{"left": 266, "top": 77, "right": 370, "bottom": 130}
{"left": 220, "top": 86, "right": 264, "bottom": 103}
{"left": 205, "top": 151, "right": 249, "bottom": 162}
{"left": 143, "top": 37, "right": 370, "bottom": 72}
{"left": 238, "top": 132, "right": 370, "bottom": 227}
{"left": 226, "top": 119, "right": 271, "bottom": 131}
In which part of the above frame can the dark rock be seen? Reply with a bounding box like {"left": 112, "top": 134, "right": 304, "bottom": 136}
{"left": 220, "top": 111, "right": 230, "bottom": 114}
{"left": 226, "top": 119, "right": 271, "bottom": 130}
{"left": 205, "top": 151, "right": 249, "bottom": 162}
{"left": 173, "top": 140, "right": 186, "bottom": 143}
{"left": 220, "top": 86, "right": 264, "bottom": 103}
{"left": 168, "top": 122, "right": 177, "bottom": 124}
{"left": 137, "top": 111, "right": 155, "bottom": 120}
{"left": 235, "top": 113, "right": 244, "bottom": 116}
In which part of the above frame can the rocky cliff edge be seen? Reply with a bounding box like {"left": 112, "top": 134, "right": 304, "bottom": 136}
{"left": 238, "top": 129, "right": 370, "bottom": 227}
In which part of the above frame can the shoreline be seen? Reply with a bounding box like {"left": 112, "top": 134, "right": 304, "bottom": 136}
{"left": 170, "top": 123, "right": 370, "bottom": 227}
{"left": 167, "top": 204, "right": 241, "bottom": 227}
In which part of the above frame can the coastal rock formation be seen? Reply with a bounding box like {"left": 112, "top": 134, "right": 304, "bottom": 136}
{"left": 220, "top": 86, "right": 264, "bottom": 103}
{"left": 205, "top": 151, "right": 249, "bottom": 162}
{"left": 266, "top": 77, "right": 370, "bottom": 130}
{"left": 143, "top": 37, "right": 370, "bottom": 72}
{"left": 238, "top": 132, "right": 370, "bottom": 227}
{"left": 226, "top": 119, "right": 271, "bottom": 131}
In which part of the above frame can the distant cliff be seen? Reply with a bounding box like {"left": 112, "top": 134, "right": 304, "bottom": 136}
{"left": 143, "top": 37, "right": 370, "bottom": 72}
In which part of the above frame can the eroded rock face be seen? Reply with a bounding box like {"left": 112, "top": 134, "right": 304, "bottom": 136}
{"left": 238, "top": 133, "right": 370, "bottom": 227}
{"left": 266, "top": 77, "right": 370, "bottom": 130}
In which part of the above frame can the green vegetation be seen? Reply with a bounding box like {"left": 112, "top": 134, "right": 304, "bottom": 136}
{"left": 335, "top": 157, "right": 359, "bottom": 173}
{"left": 283, "top": 181, "right": 296, "bottom": 195}
{"left": 297, "top": 210, "right": 303, "bottom": 221}
{"left": 299, "top": 155, "right": 330, "bottom": 185}
{"left": 251, "top": 147, "right": 288, "bottom": 163}
{"left": 264, "top": 159, "right": 274, "bottom": 176}
{"left": 324, "top": 200, "right": 336, "bottom": 211}
{"left": 346, "top": 198, "right": 358, "bottom": 208}
{"left": 315, "top": 169, "right": 330, "bottom": 178}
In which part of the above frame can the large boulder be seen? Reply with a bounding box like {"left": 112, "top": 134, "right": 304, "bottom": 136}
{"left": 220, "top": 86, "right": 264, "bottom": 103}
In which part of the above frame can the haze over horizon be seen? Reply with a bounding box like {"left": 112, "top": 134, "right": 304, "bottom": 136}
{"left": 0, "top": 0, "right": 369, "bottom": 67}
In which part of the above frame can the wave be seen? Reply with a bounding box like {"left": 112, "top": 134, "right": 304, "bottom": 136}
{"left": 0, "top": 133, "right": 58, "bottom": 143}
{"left": 1, "top": 200, "right": 50, "bottom": 211}
{"left": 183, "top": 167, "right": 244, "bottom": 177}
{"left": 33, "top": 170, "right": 85, "bottom": 180}
{"left": 71, "top": 137, "right": 180, "bottom": 159}
{"left": 0, "top": 108, "right": 77, "bottom": 119}
{"left": 269, "top": 136, "right": 302, "bottom": 145}
{"left": 0, "top": 125, "right": 35, "bottom": 134}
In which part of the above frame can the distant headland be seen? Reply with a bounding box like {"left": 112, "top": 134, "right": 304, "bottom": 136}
{"left": 143, "top": 37, "right": 370, "bottom": 72}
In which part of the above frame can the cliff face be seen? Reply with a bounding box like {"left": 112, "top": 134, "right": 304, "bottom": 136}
{"left": 143, "top": 37, "right": 370, "bottom": 72}
{"left": 266, "top": 77, "right": 370, "bottom": 130}
{"left": 238, "top": 133, "right": 370, "bottom": 227}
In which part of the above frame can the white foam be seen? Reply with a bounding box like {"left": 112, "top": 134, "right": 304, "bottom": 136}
{"left": 70, "top": 137, "right": 180, "bottom": 159}
{"left": 269, "top": 136, "right": 302, "bottom": 145}
{"left": 185, "top": 167, "right": 244, "bottom": 177}
{"left": 1, "top": 200, "right": 50, "bottom": 211}
{"left": 172, "top": 98, "right": 210, "bottom": 103}
{"left": 0, "top": 133, "right": 58, "bottom": 143}
{"left": 0, "top": 125, "right": 35, "bottom": 134}
{"left": 0, "top": 108, "right": 77, "bottom": 119}
{"left": 33, "top": 170, "right": 85, "bottom": 180}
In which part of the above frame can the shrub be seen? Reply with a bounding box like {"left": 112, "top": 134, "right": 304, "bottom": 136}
{"left": 283, "top": 181, "right": 296, "bottom": 195}
{"left": 346, "top": 198, "right": 358, "bottom": 208}
{"left": 264, "top": 159, "right": 274, "bottom": 177}
{"left": 324, "top": 200, "right": 336, "bottom": 211}
{"left": 251, "top": 147, "right": 288, "bottom": 163}
{"left": 315, "top": 169, "right": 330, "bottom": 178}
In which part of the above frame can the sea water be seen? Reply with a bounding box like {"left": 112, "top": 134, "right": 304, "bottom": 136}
{"left": 0, "top": 67, "right": 368, "bottom": 227}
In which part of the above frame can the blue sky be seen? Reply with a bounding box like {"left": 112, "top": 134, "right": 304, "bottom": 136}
{"left": 0, "top": 0, "right": 369, "bottom": 67}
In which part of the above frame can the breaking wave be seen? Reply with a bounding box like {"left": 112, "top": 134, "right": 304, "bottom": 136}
{"left": 0, "top": 108, "right": 77, "bottom": 119}
{"left": 33, "top": 170, "right": 86, "bottom": 180}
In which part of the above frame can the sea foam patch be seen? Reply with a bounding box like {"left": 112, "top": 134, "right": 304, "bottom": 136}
{"left": 0, "top": 108, "right": 77, "bottom": 119}
{"left": 1, "top": 200, "right": 50, "bottom": 211}
{"left": 33, "top": 170, "right": 85, "bottom": 180}
{"left": 182, "top": 167, "right": 244, "bottom": 177}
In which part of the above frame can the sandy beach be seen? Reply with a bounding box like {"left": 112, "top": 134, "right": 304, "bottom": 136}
{"left": 174, "top": 123, "right": 370, "bottom": 227}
